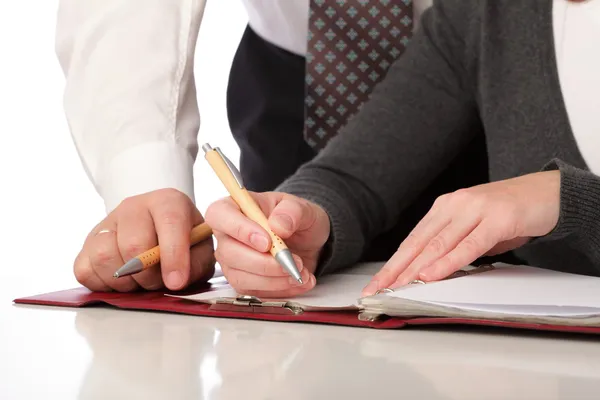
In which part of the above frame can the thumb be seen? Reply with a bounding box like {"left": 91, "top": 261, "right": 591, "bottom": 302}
{"left": 267, "top": 196, "right": 316, "bottom": 240}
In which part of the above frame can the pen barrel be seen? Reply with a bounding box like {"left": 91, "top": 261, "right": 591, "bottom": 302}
{"left": 190, "top": 222, "right": 213, "bottom": 246}
{"left": 233, "top": 189, "right": 289, "bottom": 257}
{"left": 136, "top": 223, "right": 213, "bottom": 269}
{"left": 137, "top": 247, "right": 161, "bottom": 269}
{"left": 204, "top": 150, "right": 288, "bottom": 257}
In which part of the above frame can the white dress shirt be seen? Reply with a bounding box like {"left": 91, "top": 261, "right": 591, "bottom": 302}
{"left": 55, "top": 0, "right": 432, "bottom": 213}
{"left": 553, "top": 0, "right": 600, "bottom": 175}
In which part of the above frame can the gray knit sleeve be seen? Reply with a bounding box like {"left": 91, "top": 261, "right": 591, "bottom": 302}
{"left": 532, "top": 159, "right": 600, "bottom": 262}
{"left": 277, "top": 0, "right": 479, "bottom": 276}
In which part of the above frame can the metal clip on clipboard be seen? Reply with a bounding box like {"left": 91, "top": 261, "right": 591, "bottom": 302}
{"left": 209, "top": 295, "right": 304, "bottom": 316}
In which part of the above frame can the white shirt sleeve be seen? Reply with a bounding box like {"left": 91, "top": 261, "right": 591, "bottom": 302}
{"left": 55, "top": 0, "right": 207, "bottom": 213}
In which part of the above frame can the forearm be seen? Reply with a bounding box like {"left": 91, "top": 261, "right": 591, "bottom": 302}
{"left": 278, "top": 0, "right": 479, "bottom": 275}
{"left": 55, "top": 0, "right": 206, "bottom": 212}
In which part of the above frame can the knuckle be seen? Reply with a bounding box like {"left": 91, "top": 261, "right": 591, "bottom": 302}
{"left": 119, "top": 195, "right": 139, "bottom": 210}
{"left": 495, "top": 214, "right": 516, "bottom": 235}
{"left": 432, "top": 193, "right": 450, "bottom": 208}
{"left": 123, "top": 241, "right": 147, "bottom": 259}
{"left": 427, "top": 236, "right": 446, "bottom": 254}
{"left": 448, "top": 189, "right": 473, "bottom": 205}
{"left": 235, "top": 224, "right": 250, "bottom": 243}
{"left": 74, "top": 261, "right": 93, "bottom": 285}
{"left": 155, "top": 187, "right": 185, "bottom": 200}
{"left": 159, "top": 210, "right": 186, "bottom": 226}
{"left": 162, "top": 243, "right": 188, "bottom": 259}
{"left": 89, "top": 244, "right": 116, "bottom": 266}
{"left": 461, "top": 235, "right": 481, "bottom": 253}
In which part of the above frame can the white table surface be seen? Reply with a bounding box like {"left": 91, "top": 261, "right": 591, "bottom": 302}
{"left": 3, "top": 274, "right": 600, "bottom": 400}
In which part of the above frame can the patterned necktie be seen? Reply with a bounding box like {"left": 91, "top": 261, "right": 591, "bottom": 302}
{"left": 304, "top": 0, "right": 414, "bottom": 151}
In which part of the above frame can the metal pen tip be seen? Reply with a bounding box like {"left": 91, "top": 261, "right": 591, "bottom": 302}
{"left": 275, "top": 249, "right": 303, "bottom": 283}
{"left": 113, "top": 258, "right": 144, "bottom": 279}
{"left": 297, "top": 278, "right": 303, "bottom": 284}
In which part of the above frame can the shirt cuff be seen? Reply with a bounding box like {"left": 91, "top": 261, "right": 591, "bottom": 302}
{"left": 97, "top": 141, "right": 196, "bottom": 213}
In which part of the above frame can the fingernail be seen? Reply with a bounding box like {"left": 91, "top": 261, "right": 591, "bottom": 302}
{"left": 250, "top": 233, "right": 269, "bottom": 251}
{"left": 288, "top": 276, "right": 305, "bottom": 286}
{"left": 274, "top": 214, "right": 293, "bottom": 232}
{"left": 166, "top": 271, "right": 183, "bottom": 289}
{"left": 419, "top": 267, "right": 435, "bottom": 281}
{"left": 362, "top": 280, "right": 379, "bottom": 296}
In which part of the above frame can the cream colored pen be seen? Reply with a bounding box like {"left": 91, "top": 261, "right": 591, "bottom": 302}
{"left": 202, "top": 143, "right": 303, "bottom": 283}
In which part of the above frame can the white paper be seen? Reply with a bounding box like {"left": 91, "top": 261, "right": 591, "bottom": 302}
{"left": 171, "top": 262, "right": 382, "bottom": 309}
{"left": 386, "top": 264, "right": 600, "bottom": 317}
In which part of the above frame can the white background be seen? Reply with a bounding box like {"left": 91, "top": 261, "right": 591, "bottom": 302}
{"left": 0, "top": 1, "right": 247, "bottom": 297}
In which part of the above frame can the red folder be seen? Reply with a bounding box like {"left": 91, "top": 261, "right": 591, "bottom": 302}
{"left": 13, "top": 283, "right": 600, "bottom": 335}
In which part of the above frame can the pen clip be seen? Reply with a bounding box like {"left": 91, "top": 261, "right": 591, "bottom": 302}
{"left": 203, "top": 143, "right": 244, "bottom": 189}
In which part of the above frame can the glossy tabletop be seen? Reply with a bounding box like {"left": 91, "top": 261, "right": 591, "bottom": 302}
{"left": 3, "top": 273, "right": 600, "bottom": 400}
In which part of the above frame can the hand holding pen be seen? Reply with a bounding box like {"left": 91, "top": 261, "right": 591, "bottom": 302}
{"left": 203, "top": 143, "right": 331, "bottom": 298}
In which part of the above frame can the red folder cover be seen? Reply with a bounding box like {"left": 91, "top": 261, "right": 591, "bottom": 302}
{"left": 13, "top": 283, "right": 600, "bottom": 335}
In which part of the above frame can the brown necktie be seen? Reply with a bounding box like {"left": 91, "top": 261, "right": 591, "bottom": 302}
{"left": 304, "top": 0, "right": 414, "bottom": 151}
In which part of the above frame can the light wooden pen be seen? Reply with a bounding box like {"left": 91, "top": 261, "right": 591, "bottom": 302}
{"left": 202, "top": 143, "right": 303, "bottom": 283}
{"left": 113, "top": 222, "right": 213, "bottom": 278}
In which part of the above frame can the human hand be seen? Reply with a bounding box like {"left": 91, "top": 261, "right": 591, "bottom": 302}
{"left": 362, "top": 171, "right": 561, "bottom": 296}
{"left": 74, "top": 189, "right": 215, "bottom": 292}
{"left": 205, "top": 192, "right": 331, "bottom": 298}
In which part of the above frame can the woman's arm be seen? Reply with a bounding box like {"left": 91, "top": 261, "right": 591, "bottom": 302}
{"left": 277, "top": 0, "right": 479, "bottom": 275}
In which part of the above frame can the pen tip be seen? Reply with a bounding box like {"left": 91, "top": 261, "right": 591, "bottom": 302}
{"left": 297, "top": 278, "right": 303, "bottom": 284}
{"left": 113, "top": 272, "right": 119, "bottom": 278}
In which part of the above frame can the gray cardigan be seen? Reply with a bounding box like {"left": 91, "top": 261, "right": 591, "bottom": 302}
{"left": 277, "top": 0, "right": 600, "bottom": 277}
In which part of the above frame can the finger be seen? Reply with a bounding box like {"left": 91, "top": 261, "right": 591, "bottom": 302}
{"left": 87, "top": 230, "right": 139, "bottom": 292}
{"left": 149, "top": 195, "right": 197, "bottom": 291}
{"left": 73, "top": 250, "right": 111, "bottom": 292}
{"left": 117, "top": 206, "right": 164, "bottom": 290}
{"left": 221, "top": 263, "right": 314, "bottom": 294}
{"left": 235, "top": 274, "right": 317, "bottom": 299}
{"left": 388, "top": 216, "right": 481, "bottom": 288}
{"left": 362, "top": 210, "right": 450, "bottom": 296}
{"left": 205, "top": 198, "right": 272, "bottom": 252}
{"left": 268, "top": 197, "right": 316, "bottom": 239}
{"left": 485, "top": 237, "right": 530, "bottom": 256}
{"left": 418, "top": 221, "right": 497, "bottom": 282}
{"left": 189, "top": 238, "right": 217, "bottom": 283}
{"left": 214, "top": 232, "right": 304, "bottom": 277}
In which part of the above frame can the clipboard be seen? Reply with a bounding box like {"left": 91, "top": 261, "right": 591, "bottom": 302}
{"left": 13, "top": 263, "right": 600, "bottom": 335}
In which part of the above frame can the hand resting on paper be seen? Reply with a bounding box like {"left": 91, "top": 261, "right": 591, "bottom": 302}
{"left": 205, "top": 192, "right": 330, "bottom": 298}
{"left": 74, "top": 189, "right": 215, "bottom": 292}
{"left": 362, "top": 171, "right": 561, "bottom": 296}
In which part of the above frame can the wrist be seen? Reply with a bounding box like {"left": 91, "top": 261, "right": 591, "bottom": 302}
{"left": 97, "top": 141, "right": 196, "bottom": 213}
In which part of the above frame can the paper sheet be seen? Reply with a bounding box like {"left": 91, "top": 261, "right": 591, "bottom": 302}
{"left": 386, "top": 264, "right": 600, "bottom": 317}
{"left": 172, "top": 262, "right": 382, "bottom": 309}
